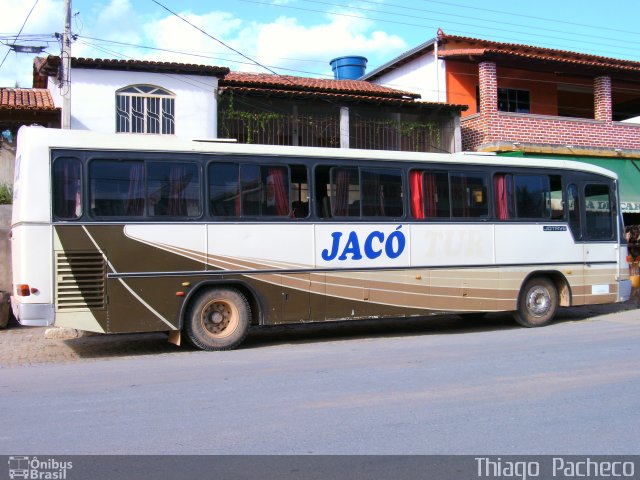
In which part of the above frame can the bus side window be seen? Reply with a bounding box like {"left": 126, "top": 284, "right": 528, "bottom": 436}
{"left": 209, "top": 162, "right": 240, "bottom": 217}
{"left": 567, "top": 184, "right": 581, "bottom": 240}
{"left": 584, "top": 184, "right": 614, "bottom": 240}
{"left": 241, "top": 164, "right": 290, "bottom": 217}
{"left": 410, "top": 169, "right": 450, "bottom": 219}
{"left": 89, "top": 160, "right": 144, "bottom": 217}
{"left": 451, "top": 172, "right": 488, "bottom": 218}
{"left": 147, "top": 162, "right": 201, "bottom": 218}
{"left": 314, "top": 166, "right": 331, "bottom": 219}
{"left": 361, "top": 168, "right": 403, "bottom": 218}
{"left": 290, "top": 165, "right": 309, "bottom": 219}
{"left": 52, "top": 157, "right": 82, "bottom": 220}
{"left": 330, "top": 167, "right": 360, "bottom": 217}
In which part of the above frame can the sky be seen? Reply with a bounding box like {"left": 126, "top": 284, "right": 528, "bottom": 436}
{"left": 1, "top": 0, "right": 639, "bottom": 89}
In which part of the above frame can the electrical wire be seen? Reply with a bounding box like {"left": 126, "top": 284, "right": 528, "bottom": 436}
{"left": 295, "top": 0, "right": 640, "bottom": 52}
{"left": 235, "top": 0, "right": 640, "bottom": 61}
{"left": 150, "top": 0, "right": 298, "bottom": 85}
{"left": 0, "top": 0, "right": 40, "bottom": 71}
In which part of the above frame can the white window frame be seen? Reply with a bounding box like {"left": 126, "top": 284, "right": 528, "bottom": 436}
{"left": 116, "top": 85, "right": 175, "bottom": 135}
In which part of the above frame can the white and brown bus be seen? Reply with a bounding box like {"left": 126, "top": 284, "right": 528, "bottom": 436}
{"left": 10, "top": 126, "right": 632, "bottom": 350}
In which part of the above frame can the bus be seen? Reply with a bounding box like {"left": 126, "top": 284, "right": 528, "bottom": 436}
{"left": 10, "top": 126, "right": 631, "bottom": 350}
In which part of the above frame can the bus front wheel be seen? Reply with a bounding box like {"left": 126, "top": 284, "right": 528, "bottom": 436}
{"left": 184, "top": 287, "right": 251, "bottom": 350}
{"left": 513, "top": 277, "right": 558, "bottom": 328}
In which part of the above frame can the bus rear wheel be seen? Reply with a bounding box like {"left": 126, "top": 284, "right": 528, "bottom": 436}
{"left": 184, "top": 287, "right": 251, "bottom": 350}
{"left": 513, "top": 277, "right": 558, "bottom": 328}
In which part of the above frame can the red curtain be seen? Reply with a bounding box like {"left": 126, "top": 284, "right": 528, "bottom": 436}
{"left": 267, "top": 167, "right": 289, "bottom": 216}
{"left": 410, "top": 171, "right": 425, "bottom": 219}
{"left": 494, "top": 174, "right": 509, "bottom": 221}
{"left": 424, "top": 173, "right": 437, "bottom": 217}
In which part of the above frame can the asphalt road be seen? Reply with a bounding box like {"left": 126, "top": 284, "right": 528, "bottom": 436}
{"left": 1, "top": 305, "right": 639, "bottom": 455}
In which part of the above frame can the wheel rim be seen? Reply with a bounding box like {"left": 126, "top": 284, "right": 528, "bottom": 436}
{"left": 200, "top": 298, "right": 239, "bottom": 339}
{"left": 526, "top": 286, "right": 551, "bottom": 317}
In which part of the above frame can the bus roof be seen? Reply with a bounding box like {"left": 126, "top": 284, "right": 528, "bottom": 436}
{"left": 17, "top": 125, "right": 618, "bottom": 179}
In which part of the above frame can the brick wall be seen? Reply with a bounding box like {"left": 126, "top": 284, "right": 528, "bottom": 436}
{"left": 462, "top": 112, "right": 640, "bottom": 151}
{"left": 463, "top": 63, "right": 640, "bottom": 152}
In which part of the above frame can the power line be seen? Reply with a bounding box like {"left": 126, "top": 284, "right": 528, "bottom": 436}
{"left": 0, "top": 0, "right": 40, "bottom": 71}
{"left": 296, "top": 0, "right": 640, "bottom": 53}
{"left": 150, "top": 0, "right": 298, "bottom": 85}
{"left": 236, "top": 0, "right": 640, "bottom": 61}
{"left": 344, "top": 0, "right": 640, "bottom": 47}
{"left": 420, "top": 0, "right": 640, "bottom": 38}
{"left": 76, "top": 35, "right": 336, "bottom": 78}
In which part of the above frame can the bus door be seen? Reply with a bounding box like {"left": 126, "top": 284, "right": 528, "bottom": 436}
{"left": 581, "top": 182, "right": 619, "bottom": 304}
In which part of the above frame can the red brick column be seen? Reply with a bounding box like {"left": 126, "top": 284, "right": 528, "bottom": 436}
{"left": 479, "top": 61, "right": 498, "bottom": 116}
{"left": 477, "top": 61, "right": 498, "bottom": 145}
{"left": 594, "top": 76, "right": 612, "bottom": 122}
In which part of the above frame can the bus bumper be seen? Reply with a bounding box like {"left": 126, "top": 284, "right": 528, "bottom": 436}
{"left": 618, "top": 279, "right": 632, "bottom": 302}
{"left": 11, "top": 301, "right": 54, "bottom": 327}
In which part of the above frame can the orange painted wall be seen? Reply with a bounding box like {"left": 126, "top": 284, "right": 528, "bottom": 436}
{"left": 445, "top": 61, "right": 478, "bottom": 117}
{"left": 446, "top": 60, "right": 595, "bottom": 119}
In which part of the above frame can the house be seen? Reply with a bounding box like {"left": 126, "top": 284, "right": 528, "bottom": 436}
{"left": 32, "top": 55, "right": 467, "bottom": 153}
{"left": 33, "top": 56, "right": 229, "bottom": 140}
{"left": 362, "top": 30, "right": 640, "bottom": 223}
{"left": 218, "top": 71, "right": 467, "bottom": 153}
{"left": 0, "top": 87, "right": 60, "bottom": 185}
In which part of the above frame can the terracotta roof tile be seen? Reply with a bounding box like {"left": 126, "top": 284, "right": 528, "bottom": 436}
{"left": 437, "top": 32, "right": 640, "bottom": 71}
{"left": 222, "top": 72, "right": 421, "bottom": 99}
{"left": 222, "top": 84, "right": 467, "bottom": 110}
{"left": 0, "top": 88, "right": 57, "bottom": 110}
{"left": 36, "top": 55, "right": 229, "bottom": 77}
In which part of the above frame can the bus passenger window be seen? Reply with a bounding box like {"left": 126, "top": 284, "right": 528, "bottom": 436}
{"left": 361, "top": 168, "right": 403, "bottom": 218}
{"left": 410, "top": 170, "right": 449, "bottom": 219}
{"left": 241, "top": 164, "right": 290, "bottom": 217}
{"left": 89, "top": 160, "right": 144, "bottom": 217}
{"left": 451, "top": 172, "right": 488, "bottom": 218}
{"left": 148, "top": 162, "right": 201, "bottom": 217}
{"left": 330, "top": 167, "right": 359, "bottom": 217}
{"left": 314, "top": 166, "right": 332, "bottom": 219}
{"left": 515, "top": 174, "right": 550, "bottom": 218}
{"left": 52, "top": 157, "right": 82, "bottom": 220}
{"left": 209, "top": 163, "right": 240, "bottom": 217}
{"left": 290, "top": 165, "right": 309, "bottom": 219}
{"left": 549, "top": 175, "right": 564, "bottom": 220}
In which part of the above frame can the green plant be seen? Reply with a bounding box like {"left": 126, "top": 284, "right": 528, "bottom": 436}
{"left": 0, "top": 183, "right": 12, "bottom": 204}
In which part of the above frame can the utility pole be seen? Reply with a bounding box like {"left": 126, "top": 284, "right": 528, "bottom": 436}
{"left": 62, "top": 0, "right": 72, "bottom": 129}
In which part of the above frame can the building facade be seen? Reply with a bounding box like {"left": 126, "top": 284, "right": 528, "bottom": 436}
{"left": 363, "top": 30, "right": 640, "bottom": 220}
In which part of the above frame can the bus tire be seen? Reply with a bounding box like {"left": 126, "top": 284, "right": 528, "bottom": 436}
{"left": 184, "top": 287, "right": 251, "bottom": 351}
{"left": 513, "top": 276, "right": 558, "bottom": 328}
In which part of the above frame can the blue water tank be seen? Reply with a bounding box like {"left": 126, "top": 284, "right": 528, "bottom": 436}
{"left": 330, "top": 56, "right": 368, "bottom": 80}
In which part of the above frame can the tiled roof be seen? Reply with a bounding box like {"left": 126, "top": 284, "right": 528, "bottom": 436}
{"left": 438, "top": 32, "right": 640, "bottom": 73}
{"left": 35, "top": 55, "right": 229, "bottom": 77}
{"left": 220, "top": 72, "right": 467, "bottom": 110}
{"left": 364, "top": 30, "right": 640, "bottom": 80}
{"left": 222, "top": 84, "right": 467, "bottom": 110}
{"left": 221, "top": 72, "right": 421, "bottom": 99}
{"left": 0, "top": 88, "right": 57, "bottom": 110}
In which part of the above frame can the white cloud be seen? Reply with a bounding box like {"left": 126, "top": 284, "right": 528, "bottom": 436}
{"left": 0, "top": 0, "right": 63, "bottom": 88}
{"left": 237, "top": 14, "right": 406, "bottom": 77}
{"left": 0, "top": 1, "right": 408, "bottom": 88}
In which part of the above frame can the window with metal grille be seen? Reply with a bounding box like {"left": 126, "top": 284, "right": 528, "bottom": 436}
{"left": 116, "top": 85, "right": 175, "bottom": 134}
